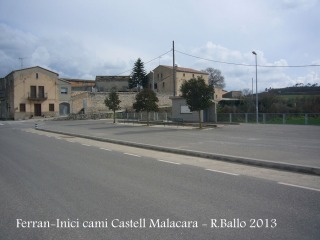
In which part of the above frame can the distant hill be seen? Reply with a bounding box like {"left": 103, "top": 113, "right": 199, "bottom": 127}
{"left": 268, "top": 86, "right": 320, "bottom": 96}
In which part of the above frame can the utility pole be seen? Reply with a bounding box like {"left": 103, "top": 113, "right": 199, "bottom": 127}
{"left": 172, "top": 41, "right": 176, "bottom": 96}
{"left": 252, "top": 51, "right": 258, "bottom": 124}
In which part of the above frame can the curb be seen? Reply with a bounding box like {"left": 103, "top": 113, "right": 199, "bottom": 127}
{"left": 37, "top": 128, "right": 320, "bottom": 176}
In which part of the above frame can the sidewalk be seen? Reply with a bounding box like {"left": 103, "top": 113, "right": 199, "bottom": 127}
{"left": 37, "top": 119, "right": 320, "bottom": 176}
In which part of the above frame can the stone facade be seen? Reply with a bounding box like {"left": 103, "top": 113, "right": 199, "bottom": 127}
{"left": 0, "top": 66, "right": 71, "bottom": 120}
{"left": 147, "top": 65, "right": 209, "bottom": 96}
{"left": 57, "top": 79, "right": 72, "bottom": 115}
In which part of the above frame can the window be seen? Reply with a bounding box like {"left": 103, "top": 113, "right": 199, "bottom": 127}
{"left": 61, "top": 87, "right": 68, "bottom": 94}
{"left": 38, "top": 86, "right": 45, "bottom": 98}
{"left": 161, "top": 73, "right": 163, "bottom": 79}
{"left": 49, "top": 104, "right": 54, "bottom": 112}
{"left": 162, "top": 82, "right": 165, "bottom": 88}
{"left": 30, "top": 86, "right": 37, "bottom": 98}
{"left": 36, "top": 73, "right": 39, "bottom": 79}
{"left": 183, "top": 73, "right": 185, "bottom": 77}
{"left": 20, "top": 103, "right": 26, "bottom": 112}
{"left": 154, "top": 83, "right": 158, "bottom": 89}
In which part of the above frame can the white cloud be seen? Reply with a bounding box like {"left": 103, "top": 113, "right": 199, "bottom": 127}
{"left": 280, "top": 0, "right": 319, "bottom": 10}
{"left": 0, "top": 24, "right": 134, "bottom": 79}
{"left": 0, "top": 0, "right": 319, "bottom": 90}
{"left": 184, "top": 41, "right": 320, "bottom": 91}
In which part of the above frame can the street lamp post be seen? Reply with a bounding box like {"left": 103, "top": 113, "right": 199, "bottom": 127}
{"left": 252, "top": 51, "right": 258, "bottom": 124}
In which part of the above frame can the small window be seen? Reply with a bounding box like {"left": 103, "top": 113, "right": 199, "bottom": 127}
{"left": 36, "top": 73, "right": 39, "bottom": 79}
{"left": 20, "top": 103, "right": 26, "bottom": 112}
{"left": 183, "top": 73, "right": 185, "bottom": 77}
{"left": 49, "top": 104, "right": 54, "bottom": 112}
{"left": 162, "top": 82, "right": 165, "bottom": 88}
{"left": 154, "top": 83, "right": 158, "bottom": 89}
{"left": 161, "top": 73, "right": 163, "bottom": 79}
{"left": 61, "top": 87, "right": 68, "bottom": 94}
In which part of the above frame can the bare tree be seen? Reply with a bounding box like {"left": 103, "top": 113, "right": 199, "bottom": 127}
{"left": 204, "top": 67, "right": 226, "bottom": 89}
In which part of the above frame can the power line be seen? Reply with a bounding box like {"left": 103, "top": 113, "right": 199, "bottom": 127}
{"left": 114, "top": 49, "right": 172, "bottom": 76}
{"left": 175, "top": 50, "right": 320, "bottom": 68}
{"left": 145, "top": 49, "right": 172, "bottom": 65}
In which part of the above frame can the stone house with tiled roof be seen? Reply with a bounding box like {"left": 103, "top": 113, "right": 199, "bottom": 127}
{"left": 147, "top": 65, "right": 209, "bottom": 96}
{"left": 0, "top": 66, "right": 71, "bottom": 120}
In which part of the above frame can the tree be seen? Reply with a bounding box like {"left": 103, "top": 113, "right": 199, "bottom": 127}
{"left": 133, "top": 88, "right": 159, "bottom": 126}
{"left": 180, "top": 76, "right": 214, "bottom": 128}
{"left": 204, "top": 67, "right": 226, "bottom": 89}
{"left": 129, "top": 58, "right": 148, "bottom": 90}
{"left": 104, "top": 90, "right": 121, "bottom": 123}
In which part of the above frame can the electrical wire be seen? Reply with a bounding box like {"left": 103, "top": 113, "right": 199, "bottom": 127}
{"left": 114, "top": 49, "right": 172, "bottom": 76}
{"left": 175, "top": 50, "right": 320, "bottom": 68}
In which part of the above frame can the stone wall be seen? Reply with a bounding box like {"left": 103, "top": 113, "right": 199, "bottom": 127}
{"left": 71, "top": 91, "right": 172, "bottom": 114}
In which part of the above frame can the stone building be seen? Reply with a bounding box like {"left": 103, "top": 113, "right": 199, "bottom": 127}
{"left": 95, "top": 76, "right": 130, "bottom": 92}
{"left": 170, "top": 87, "right": 224, "bottom": 123}
{"left": 0, "top": 66, "right": 71, "bottom": 120}
{"left": 62, "top": 78, "right": 95, "bottom": 91}
{"left": 147, "top": 65, "right": 209, "bottom": 96}
{"left": 57, "top": 78, "right": 72, "bottom": 116}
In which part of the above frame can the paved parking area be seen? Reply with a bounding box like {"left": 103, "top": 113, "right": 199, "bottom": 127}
{"left": 40, "top": 120, "right": 320, "bottom": 168}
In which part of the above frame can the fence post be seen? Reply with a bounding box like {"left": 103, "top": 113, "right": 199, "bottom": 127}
{"left": 245, "top": 113, "right": 248, "bottom": 123}
{"left": 305, "top": 114, "right": 308, "bottom": 125}
{"left": 282, "top": 114, "right": 286, "bottom": 124}
{"left": 263, "top": 113, "right": 266, "bottom": 124}
{"left": 229, "top": 113, "right": 232, "bottom": 123}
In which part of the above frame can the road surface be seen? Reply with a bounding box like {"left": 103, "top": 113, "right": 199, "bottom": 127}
{"left": 0, "top": 122, "right": 319, "bottom": 239}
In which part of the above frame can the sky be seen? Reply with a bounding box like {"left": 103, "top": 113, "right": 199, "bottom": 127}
{"left": 0, "top": 0, "right": 319, "bottom": 91}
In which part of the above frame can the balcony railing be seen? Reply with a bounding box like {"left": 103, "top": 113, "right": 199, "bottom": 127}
{"left": 28, "top": 92, "right": 48, "bottom": 101}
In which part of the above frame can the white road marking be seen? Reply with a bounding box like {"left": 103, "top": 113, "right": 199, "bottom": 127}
{"left": 100, "top": 148, "right": 112, "bottom": 151}
{"left": 158, "top": 159, "right": 181, "bottom": 165}
{"left": 124, "top": 153, "right": 141, "bottom": 157}
{"left": 81, "top": 144, "right": 91, "bottom": 146}
{"left": 0, "top": 123, "right": 4, "bottom": 125}
{"left": 278, "top": 182, "right": 320, "bottom": 192}
{"left": 67, "top": 140, "right": 75, "bottom": 143}
{"left": 205, "top": 169, "right": 239, "bottom": 176}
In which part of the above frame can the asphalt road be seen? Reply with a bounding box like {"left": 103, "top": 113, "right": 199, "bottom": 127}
{"left": 40, "top": 119, "right": 320, "bottom": 168}
{"left": 1, "top": 122, "right": 320, "bottom": 239}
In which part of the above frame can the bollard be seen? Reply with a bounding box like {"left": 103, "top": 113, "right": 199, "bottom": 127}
{"left": 35, "top": 123, "right": 38, "bottom": 129}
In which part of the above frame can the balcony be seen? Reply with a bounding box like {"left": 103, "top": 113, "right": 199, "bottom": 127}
{"left": 28, "top": 92, "right": 48, "bottom": 101}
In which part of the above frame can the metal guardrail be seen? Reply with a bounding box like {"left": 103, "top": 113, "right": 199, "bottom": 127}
{"left": 217, "top": 113, "right": 320, "bottom": 125}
